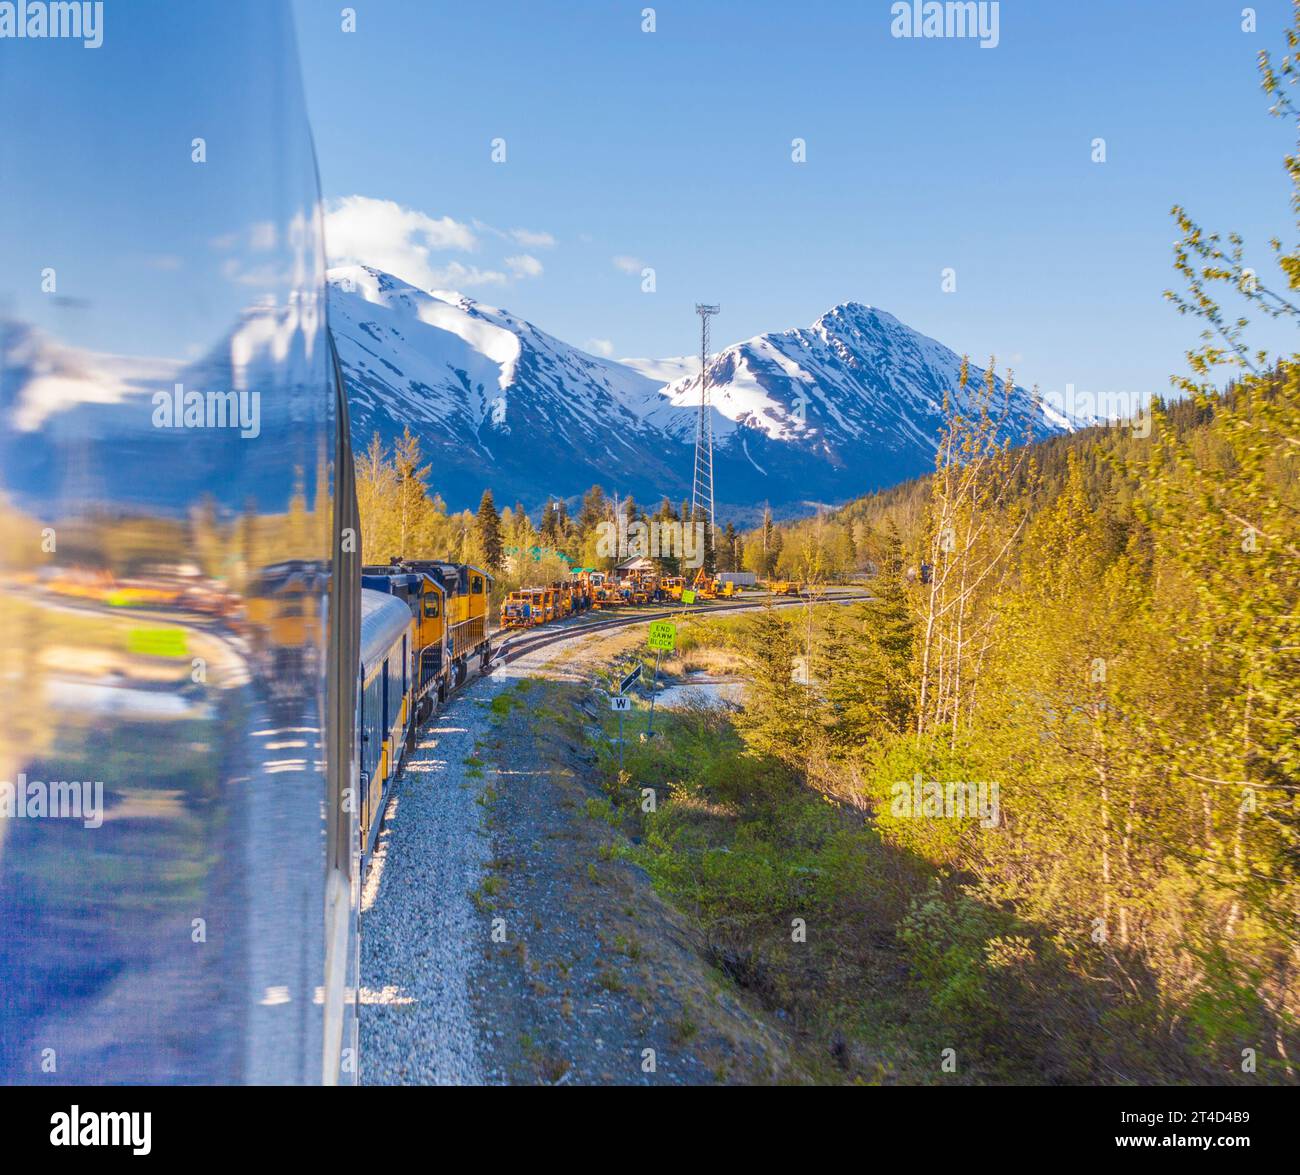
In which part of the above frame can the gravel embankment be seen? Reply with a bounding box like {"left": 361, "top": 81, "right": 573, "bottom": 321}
{"left": 358, "top": 632, "right": 583, "bottom": 1084}
{"left": 360, "top": 617, "right": 803, "bottom": 1086}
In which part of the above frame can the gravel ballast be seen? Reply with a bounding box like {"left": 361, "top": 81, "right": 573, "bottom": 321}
{"left": 359, "top": 634, "right": 573, "bottom": 1085}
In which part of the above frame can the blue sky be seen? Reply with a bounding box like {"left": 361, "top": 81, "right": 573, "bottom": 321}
{"left": 291, "top": 0, "right": 1297, "bottom": 402}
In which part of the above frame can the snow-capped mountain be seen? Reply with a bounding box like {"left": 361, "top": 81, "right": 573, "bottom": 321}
{"left": 329, "top": 265, "right": 1066, "bottom": 516}
{"left": 628, "top": 302, "right": 1060, "bottom": 450}
{"left": 330, "top": 264, "right": 688, "bottom": 510}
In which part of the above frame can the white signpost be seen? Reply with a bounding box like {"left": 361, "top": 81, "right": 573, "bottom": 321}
{"left": 610, "top": 688, "right": 634, "bottom": 773}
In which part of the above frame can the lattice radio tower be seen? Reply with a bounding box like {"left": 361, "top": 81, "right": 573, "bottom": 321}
{"left": 691, "top": 303, "right": 720, "bottom": 570}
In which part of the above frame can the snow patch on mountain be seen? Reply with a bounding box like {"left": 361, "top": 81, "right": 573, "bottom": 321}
{"left": 327, "top": 266, "right": 1069, "bottom": 514}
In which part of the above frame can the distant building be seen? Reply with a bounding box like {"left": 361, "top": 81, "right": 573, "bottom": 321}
{"left": 614, "top": 556, "right": 657, "bottom": 577}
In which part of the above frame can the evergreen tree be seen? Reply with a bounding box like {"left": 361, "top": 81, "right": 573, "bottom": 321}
{"left": 555, "top": 499, "right": 571, "bottom": 547}
{"left": 578, "top": 485, "right": 608, "bottom": 536}
{"left": 476, "top": 488, "right": 503, "bottom": 572}
{"left": 720, "top": 521, "right": 738, "bottom": 572}
{"left": 653, "top": 497, "right": 680, "bottom": 575}
{"left": 767, "top": 527, "right": 783, "bottom": 578}
{"left": 539, "top": 499, "right": 557, "bottom": 546}
{"left": 735, "top": 605, "right": 814, "bottom": 767}
{"left": 817, "top": 555, "right": 915, "bottom": 748}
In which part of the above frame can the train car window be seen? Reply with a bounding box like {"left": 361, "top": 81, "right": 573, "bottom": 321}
{"left": 472, "top": 576, "right": 483, "bottom": 594}
{"left": 424, "top": 596, "right": 440, "bottom": 618}
{"left": 373, "top": 677, "right": 383, "bottom": 774}
{"left": 390, "top": 645, "right": 402, "bottom": 727}
{"left": 363, "top": 676, "right": 383, "bottom": 779}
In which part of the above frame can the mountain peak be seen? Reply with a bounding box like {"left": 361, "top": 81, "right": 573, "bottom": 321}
{"left": 814, "top": 300, "right": 904, "bottom": 332}
{"left": 329, "top": 265, "right": 1067, "bottom": 516}
{"left": 823, "top": 299, "right": 877, "bottom": 316}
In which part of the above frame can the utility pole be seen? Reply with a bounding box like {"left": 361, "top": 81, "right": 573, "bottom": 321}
{"left": 691, "top": 303, "right": 720, "bottom": 576}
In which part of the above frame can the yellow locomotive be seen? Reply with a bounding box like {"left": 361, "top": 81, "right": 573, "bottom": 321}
{"left": 358, "top": 559, "right": 492, "bottom": 855}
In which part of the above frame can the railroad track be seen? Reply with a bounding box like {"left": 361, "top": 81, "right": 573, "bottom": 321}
{"left": 491, "top": 592, "right": 874, "bottom": 667}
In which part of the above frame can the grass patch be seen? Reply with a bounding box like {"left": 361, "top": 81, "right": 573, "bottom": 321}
{"left": 589, "top": 699, "right": 946, "bottom": 1082}
{"left": 596, "top": 966, "right": 624, "bottom": 993}
{"left": 584, "top": 796, "right": 620, "bottom": 827}
{"left": 490, "top": 692, "right": 522, "bottom": 719}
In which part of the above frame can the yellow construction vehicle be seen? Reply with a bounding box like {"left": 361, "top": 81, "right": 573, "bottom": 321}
{"left": 694, "top": 573, "right": 718, "bottom": 600}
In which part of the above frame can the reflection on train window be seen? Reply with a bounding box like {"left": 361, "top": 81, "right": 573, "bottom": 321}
{"left": 472, "top": 577, "right": 483, "bottom": 594}
{"left": 423, "top": 596, "right": 440, "bottom": 618}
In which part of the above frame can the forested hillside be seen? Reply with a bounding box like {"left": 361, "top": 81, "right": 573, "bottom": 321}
{"left": 657, "top": 25, "right": 1300, "bottom": 1081}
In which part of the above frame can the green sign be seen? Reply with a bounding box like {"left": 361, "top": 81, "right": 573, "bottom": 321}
{"left": 680, "top": 589, "right": 697, "bottom": 605}
{"left": 128, "top": 627, "right": 191, "bottom": 658}
{"left": 647, "top": 620, "right": 677, "bottom": 652}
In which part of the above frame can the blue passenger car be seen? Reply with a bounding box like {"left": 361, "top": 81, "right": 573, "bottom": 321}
{"left": 358, "top": 589, "right": 416, "bottom": 857}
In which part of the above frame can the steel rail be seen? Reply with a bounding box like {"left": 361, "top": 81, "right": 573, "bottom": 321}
{"left": 491, "top": 592, "right": 874, "bottom": 667}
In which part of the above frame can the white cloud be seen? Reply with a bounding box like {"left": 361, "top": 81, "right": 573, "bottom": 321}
{"left": 324, "top": 196, "right": 488, "bottom": 288}
{"left": 472, "top": 220, "right": 557, "bottom": 249}
{"left": 249, "top": 221, "right": 278, "bottom": 252}
{"left": 221, "top": 257, "right": 292, "bottom": 288}
{"left": 585, "top": 338, "right": 615, "bottom": 357}
{"left": 505, "top": 254, "right": 544, "bottom": 279}
{"left": 612, "top": 254, "right": 644, "bottom": 274}
{"left": 210, "top": 221, "right": 280, "bottom": 254}
{"left": 436, "top": 261, "right": 510, "bottom": 288}
{"left": 324, "top": 196, "right": 552, "bottom": 291}
{"left": 509, "top": 228, "right": 556, "bottom": 248}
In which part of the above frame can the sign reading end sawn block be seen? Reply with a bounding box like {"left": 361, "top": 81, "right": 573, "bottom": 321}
{"left": 647, "top": 620, "right": 677, "bottom": 652}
